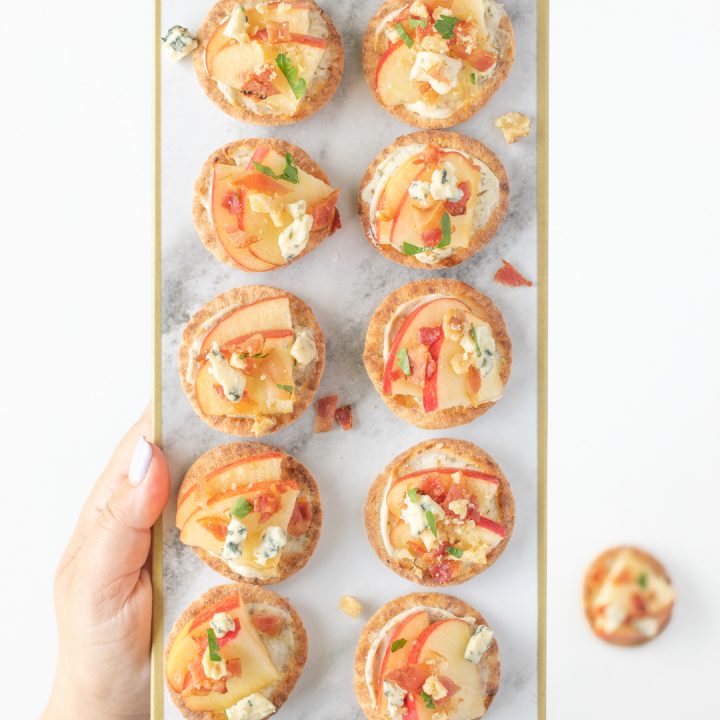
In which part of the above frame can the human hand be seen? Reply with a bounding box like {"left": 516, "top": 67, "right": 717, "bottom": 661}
{"left": 42, "top": 407, "right": 170, "bottom": 720}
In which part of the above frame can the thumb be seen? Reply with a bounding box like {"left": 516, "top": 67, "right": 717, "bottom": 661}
{"left": 78, "top": 437, "right": 170, "bottom": 612}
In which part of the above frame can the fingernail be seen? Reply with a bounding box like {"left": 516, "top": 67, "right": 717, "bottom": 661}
{"left": 129, "top": 437, "right": 153, "bottom": 486}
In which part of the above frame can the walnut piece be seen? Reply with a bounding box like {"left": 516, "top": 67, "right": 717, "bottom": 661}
{"left": 495, "top": 112, "right": 532, "bottom": 144}
{"left": 339, "top": 595, "right": 363, "bottom": 618}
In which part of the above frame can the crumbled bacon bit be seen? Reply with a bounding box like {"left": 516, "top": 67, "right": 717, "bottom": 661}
{"left": 222, "top": 191, "right": 244, "bottom": 216}
{"left": 314, "top": 395, "right": 338, "bottom": 432}
{"left": 494, "top": 259, "right": 533, "bottom": 287}
{"left": 330, "top": 209, "right": 342, "bottom": 232}
{"left": 445, "top": 181, "right": 471, "bottom": 216}
{"left": 335, "top": 404, "right": 353, "bottom": 430}
{"left": 288, "top": 497, "right": 312, "bottom": 536}
{"left": 386, "top": 664, "right": 432, "bottom": 693}
{"left": 428, "top": 558, "right": 454, "bottom": 583}
{"left": 240, "top": 65, "right": 280, "bottom": 100}
{"left": 251, "top": 612, "right": 285, "bottom": 637}
{"left": 418, "top": 326, "right": 442, "bottom": 346}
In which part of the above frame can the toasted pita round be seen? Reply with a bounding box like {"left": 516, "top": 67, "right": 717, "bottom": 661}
{"left": 365, "top": 438, "right": 514, "bottom": 586}
{"left": 363, "top": 278, "right": 512, "bottom": 428}
{"left": 358, "top": 131, "right": 509, "bottom": 269}
{"left": 165, "top": 583, "right": 308, "bottom": 720}
{"left": 354, "top": 592, "right": 500, "bottom": 720}
{"left": 179, "top": 286, "right": 325, "bottom": 436}
{"left": 362, "top": 0, "right": 515, "bottom": 129}
{"left": 193, "top": 138, "right": 341, "bottom": 272}
{"left": 583, "top": 546, "right": 675, "bottom": 647}
{"left": 177, "top": 441, "right": 322, "bottom": 584}
{"left": 194, "top": 0, "right": 344, "bottom": 125}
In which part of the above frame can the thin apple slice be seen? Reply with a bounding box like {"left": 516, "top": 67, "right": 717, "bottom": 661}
{"left": 433, "top": 333, "right": 470, "bottom": 411}
{"left": 376, "top": 162, "right": 428, "bottom": 246}
{"left": 204, "top": 20, "right": 232, "bottom": 75}
{"left": 248, "top": 234, "right": 286, "bottom": 266}
{"left": 398, "top": 467, "right": 499, "bottom": 485}
{"left": 439, "top": 150, "right": 481, "bottom": 248}
{"left": 246, "top": 4, "right": 311, "bottom": 33}
{"left": 377, "top": 611, "right": 431, "bottom": 713}
{"left": 204, "top": 453, "right": 284, "bottom": 500}
{"left": 210, "top": 40, "right": 266, "bottom": 88}
{"left": 231, "top": 246, "right": 277, "bottom": 272}
{"left": 200, "top": 297, "right": 292, "bottom": 355}
{"left": 182, "top": 601, "right": 280, "bottom": 712}
{"left": 383, "top": 297, "right": 470, "bottom": 395}
{"left": 407, "top": 618, "right": 487, "bottom": 720}
{"left": 376, "top": 42, "right": 424, "bottom": 107}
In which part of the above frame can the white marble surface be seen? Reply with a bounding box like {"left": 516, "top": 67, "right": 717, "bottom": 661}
{"left": 160, "top": 1, "right": 539, "bottom": 718}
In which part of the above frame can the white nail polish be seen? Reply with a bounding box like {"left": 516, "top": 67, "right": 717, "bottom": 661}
{"left": 129, "top": 437, "right": 153, "bottom": 486}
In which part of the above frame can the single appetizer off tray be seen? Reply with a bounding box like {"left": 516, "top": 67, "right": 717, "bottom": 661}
{"left": 364, "top": 279, "right": 511, "bottom": 429}
{"left": 363, "top": 0, "right": 515, "bottom": 129}
{"left": 194, "top": 0, "right": 344, "bottom": 124}
{"left": 179, "top": 286, "right": 325, "bottom": 437}
{"left": 365, "top": 439, "right": 514, "bottom": 586}
{"left": 177, "top": 443, "right": 322, "bottom": 584}
{"left": 359, "top": 131, "right": 508, "bottom": 268}
{"left": 355, "top": 592, "right": 500, "bottom": 720}
{"left": 166, "top": 584, "right": 307, "bottom": 720}
{"left": 584, "top": 546, "right": 676, "bottom": 646}
{"left": 193, "top": 138, "right": 341, "bottom": 271}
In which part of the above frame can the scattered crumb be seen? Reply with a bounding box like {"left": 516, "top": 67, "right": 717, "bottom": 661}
{"left": 335, "top": 404, "right": 353, "bottom": 430}
{"left": 339, "top": 595, "right": 363, "bottom": 618}
{"left": 494, "top": 112, "right": 532, "bottom": 144}
{"left": 314, "top": 395, "right": 338, "bottom": 432}
{"left": 251, "top": 414, "right": 276, "bottom": 436}
{"left": 494, "top": 259, "right": 533, "bottom": 287}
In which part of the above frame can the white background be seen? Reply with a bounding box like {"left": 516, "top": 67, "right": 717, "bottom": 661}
{"left": 0, "top": 1, "right": 718, "bottom": 718}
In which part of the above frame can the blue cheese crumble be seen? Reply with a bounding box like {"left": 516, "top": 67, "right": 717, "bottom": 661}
{"left": 222, "top": 518, "right": 248, "bottom": 562}
{"left": 253, "top": 526, "right": 287, "bottom": 566}
{"left": 464, "top": 624, "right": 494, "bottom": 663}
{"left": 225, "top": 692, "right": 277, "bottom": 720}
{"left": 161, "top": 26, "right": 197, "bottom": 62}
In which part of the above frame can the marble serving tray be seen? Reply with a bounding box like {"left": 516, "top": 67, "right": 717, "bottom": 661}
{"left": 153, "top": 0, "right": 546, "bottom": 717}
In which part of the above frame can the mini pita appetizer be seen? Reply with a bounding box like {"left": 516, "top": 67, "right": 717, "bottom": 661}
{"left": 363, "top": 0, "right": 515, "bottom": 129}
{"left": 179, "top": 286, "right": 325, "bottom": 437}
{"left": 359, "top": 131, "right": 508, "bottom": 268}
{"left": 365, "top": 439, "right": 514, "bottom": 586}
{"left": 195, "top": 0, "right": 344, "bottom": 124}
{"left": 363, "top": 279, "right": 511, "bottom": 429}
{"left": 193, "top": 138, "right": 341, "bottom": 272}
{"left": 177, "top": 443, "right": 321, "bottom": 584}
{"left": 355, "top": 592, "right": 500, "bottom": 720}
{"left": 584, "top": 546, "right": 676, "bottom": 646}
{"left": 165, "top": 583, "right": 307, "bottom": 720}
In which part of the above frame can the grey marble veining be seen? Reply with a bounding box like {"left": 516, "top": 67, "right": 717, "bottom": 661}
{"left": 161, "top": 1, "right": 539, "bottom": 717}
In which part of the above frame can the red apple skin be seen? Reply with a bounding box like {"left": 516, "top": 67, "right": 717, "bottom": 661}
{"left": 246, "top": 145, "right": 270, "bottom": 169}
{"left": 472, "top": 515, "right": 506, "bottom": 538}
{"left": 204, "top": 451, "right": 282, "bottom": 480}
{"left": 395, "top": 467, "right": 499, "bottom": 485}
{"left": 422, "top": 329, "right": 444, "bottom": 412}
{"left": 375, "top": 42, "right": 401, "bottom": 87}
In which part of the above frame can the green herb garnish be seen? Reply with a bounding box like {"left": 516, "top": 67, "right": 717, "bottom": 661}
{"left": 438, "top": 211, "right": 451, "bottom": 248}
{"left": 408, "top": 18, "right": 429, "bottom": 29}
{"left": 277, "top": 384, "right": 294, "bottom": 394}
{"left": 638, "top": 573, "right": 648, "bottom": 589}
{"left": 391, "top": 638, "right": 408, "bottom": 652}
{"left": 426, "top": 510, "right": 437, "bottom": 538}
{"left": 276, "top": 53, "right": 307, "bottom": 98}
{"left": 471, "top": 324, "right": 482, "bottom": 357}
{"left": 396, "top": 348, "right": 411, "bottom": 376}
{"left": 434, "top": 13, "right": 459, "bottom": 39}
{"left": 252, "top": 352, "right": 269, "bottom": 359}
{"left": 407, "top": 487, "right": 419, "bottom": 503}
{"left": 230, "top": 497, "right": 253, "bottom": 519}
{"left": 207, "top": 628, "right": 222, "bottom": 662}
{"left": 470, "top": 72, "right": 477, "bottom": 85}
{"left": 402, "top": 242, "right": 426, "bottom": 255}
{"left": 445, "top": 545, "right": 464, "bottom": 558}
{"left": 420, "top": 690, "right": 436, "bottom": 709}
{"left": 253, "top": 151, "right": 299, "bottom": 184}
{"left": 395, "top": 22, "right": 414, "bottom": 47}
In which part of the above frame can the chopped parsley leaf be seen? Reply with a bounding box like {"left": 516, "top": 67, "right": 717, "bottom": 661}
{"left": 276, "top": 384, "right": 294, "bottom": 394}
{"left": 253, "top": 151, "right": 299, "bottom": 184}
{"left": 434, "top": 14, "right": 459, "bottom": 39}
{"left": 420, "top": 690, "right": 436, "bottom": 709}
{"left": 391, "top": 638, "right": 408, "bottom": 652}
{"left": 470, "top": 72, "right": 477, "bottom": 85}
{"left": 426, "top": 510, "right": 437, "bottom": 538}
{"left": 396, "top": 347, "right": 411, "bottom": 376}
{"left": 445, "top": 545, "right": 464, "bottom": 558}
{"left": 395, "top": 22, "right": 414, "bottom": 47}
{"left": 207, "top": 628, "right": 222, "bottom": 662}
{"left": 407, "top": 487, "right": 419, "bottom": 503}
{"left": 438, "top": 211, "right": 451, "bottom": 248}
{"left": 638, "top": 573, "right": 649, "bottom": 589}
{"left": 408, "top": 18, "right": 429, "bottom": 29}
{"left": 229, "top": 497, "right": 253, "bottom": 519}
{"left": 276, "top": 53, "right": 307, "bottom": 99}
